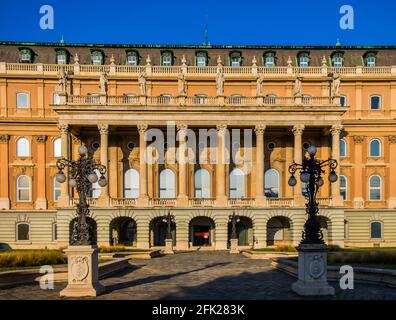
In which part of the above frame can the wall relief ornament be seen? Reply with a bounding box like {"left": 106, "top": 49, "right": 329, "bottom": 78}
{"left": 308, "top": 254, "right": 325, "bottom": 279}
{"left": 70, "top": 256, "right": 89, "bottom": 283}
{"left": 388, "top": 136, "right": 396, "bottom": 144}
{"left": 0, "top": 134, "right": 10, "bottom": 143}
{"left": 353, "top": 135, "right": 365, "bottom": 144}
{"left": 35, "top": 135, "right": 47, "bottom": 143}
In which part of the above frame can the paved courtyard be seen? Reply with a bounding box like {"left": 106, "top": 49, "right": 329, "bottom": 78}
{"left": 0, "top": 251, "right": 396, "bottom": 300}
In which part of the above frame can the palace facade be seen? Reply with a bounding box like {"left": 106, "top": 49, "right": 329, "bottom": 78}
{"left": 0, "top": 41, "right": 395, "bottom": 250}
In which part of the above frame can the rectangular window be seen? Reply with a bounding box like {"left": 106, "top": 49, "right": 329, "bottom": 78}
{"left": 231, "top": 57, "right": 240, "bottom": 67}
{"left": 57, "top": 54, "right": 66, "bottom": 65}
{"left": 370, "top": 96, "right": 381, "bottom": 110}
{"left": 16, "top": 93, "right": 29, "bottom": 108}
{"left": 265, "top": 56, "right": 274, "bottom": 67}
{"left": 196, "top": 56, "right": 206, "bottom": 66}
{"left": 367, "top": 57, "right": 376, "bottom": 67}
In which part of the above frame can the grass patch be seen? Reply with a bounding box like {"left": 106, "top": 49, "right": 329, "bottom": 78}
{"left": 99, "top": 246, "right": 149, "bottom": 253}
{"left": 328, "top": 250, "right": 396, "bottom": 266}
{"left": 0, "top": 250, "right": 66, "bottom": 268}
{"left": 252, "top": 245, "right": 297, "bottom": 252}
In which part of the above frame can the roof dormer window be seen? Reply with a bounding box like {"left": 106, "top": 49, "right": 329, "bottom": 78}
{"left": 56, "top": 49, "right": 68, "bottom": 64}
{"left": 161, "top": 51, "right": 173, "bottom": 66}
{"left": 331, "top": 52, "right": 344, "bottom": 68}
{"left": 264, "top": 52, "right": 276, "bottom": 67}
{"left": 230, "top": 52, "right": 242, "bottom": 67}
{"left": 297, "top": 52, "right": 310, "bottom": 67}
{"left": 364, "top": 52, "right": 377, "bottom": 67}
{"left": 19, "top": 48, "right": 32, "bottom": 63}
{"left": 91, "top": 51, "right": 104, "bottom": 65}
{"left": 126, "top": 51, "right": 139, "bottom": 65}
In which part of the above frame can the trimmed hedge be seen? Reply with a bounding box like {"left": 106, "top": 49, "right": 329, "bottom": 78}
{"left": 0, "top": 250, "right": 66, "bottom": 268}
{"left": 328, "top": 250, "right": 396, "bottom": 265}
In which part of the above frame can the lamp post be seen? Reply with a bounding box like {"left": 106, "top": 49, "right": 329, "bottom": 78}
{"left": 288, "top": 145, "right": 337, "bottom": 296}
{"left": 229, "top": 211, "right": 240, "bottom": 254}
{"left": 163, "top": 210, "right": 175, "bottom": 254}
{"left": 57, "top": 144, "right": 107, "bottom": 297}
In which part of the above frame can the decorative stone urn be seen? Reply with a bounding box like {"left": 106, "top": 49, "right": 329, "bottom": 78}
{"left": 229, "top": 238, "right": 239, "bottom": 254}
{"left": 164, "top": 238, "right": 174, "bottom": 254}
{"left": 291, "top": 244, "right": 335, "bottom": 296}
{"left": 60, "top": 245, "right": 105, "bottom": 297}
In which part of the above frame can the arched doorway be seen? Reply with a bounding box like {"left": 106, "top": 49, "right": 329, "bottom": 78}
{"left": 110, "top": 217, "right": 137, "bottom": 246}
{"left": 266, "top": 216, "right": 292, "bottom": 246}
{"left": 317, "top": 216, "right": 330, "bottom": 243}
{"left": 189, "top": 217, "right": 215, "bottom": 247}
{"left": 149, "top": 217, "right": 176, "bottom": 247}
{"left": 227, "top": 216, "right": 253, "bottom": 247}
{"left": 69, "top": 216, "right": 97, "bottom": 245}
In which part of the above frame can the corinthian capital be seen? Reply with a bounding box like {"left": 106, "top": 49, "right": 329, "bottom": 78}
{"left": 292, "top": 124, "right": 305, "bottom": 136}
{"left": 57, "top": 122, "right": 69, "bottom": 134}
{"left": 254, "top": 125, "right": 266, "bottom": 136}
{"left": 216, "top": 124, "right": 227, "bottom": 135}
{"left": 176, "top": 123, "right": 188, "bottom": 132}
{"left": 330, "top": 123, "right": 343, "bottom": 136}
{"left": 137, "top": 124, "right": 148, "bottom": 135}
{"left": 98, "top": 124, "right": 109, "bottom": 135}
{"left": 35, "top": 135, "right": 47, "bottom": 143}
{"left": 0, "top": 134, "right": 10, "bottom": 143}
{"left": 353, "top": 136, "right": 365, "bottom": 144}
{"left": 389, "top": 136, "right": 396, "bottom": 144}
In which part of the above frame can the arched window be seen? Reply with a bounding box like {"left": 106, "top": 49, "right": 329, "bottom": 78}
{"left": 16, "top": 137, "right": 30, "bottom": 157}
{"left": 16, "top": 223, "right": 30, "bottom": 241}
{"left": 264, "top": 94, "right": 277, "bottom": 104}
{"left": 370, "top": 221, "right": 382, "bottom": 239}
{"left": 56, "top": 49, "right": 68, "bottom": 64}
{"left": 16, "top": 175, "right": 31, "bottom": 202}
{"left": 265, "top": 169, "right": 279, "bottom": 198}
{"left": 194, "top": 169, "right": 210, "bottom": 198}
{"left": 264, "top": 52, "right": 276, "bottom": 67}
{"left": 161, "top": 51, "right": 173, "bottom": 66}
{"left": 370, "top": 95, "right": 382, "bottom": 110}
{"left": 369, "top": 139, "right": 381, "bottom": 157}
{"left": 53, "top": 138, "right": 61, "bottom": 157}
{"left": 230, "top": 52, "right": 242, "bottom": 67}
{"left": 340, "top": 95, "right": 347, "bottom": 107}
{"left": 16, "top": 92, "right": 29, "bottom": 108}
{"left": 53, "top": 176, "right": 61, "bottom": 201}
{"left": 89, "top": 169, "right": 101, "bottom": 199}
{"left": 53, "top": 92, "right": 61, "bottom": 105}
{"left": 124, "top": 168, "right": 140, "bottom": 198}
{"left": 340, "top": 139, "right": 347, "bottom": 157}
{"left": 159, "top": 169, "right": 176, "bottom": 198}
{"left": 91, "top": 51, "right": 104, "bottom": 65}
{"left": 193, "top": 94, "right": 208, "bottom": 104}
{"left": 229, "top": 168, "right": 245, "bottom": 198}
{"left": 340, "top": 175, "right": 347, "bottom": 200}
{"left": 331, "top": 52, "right": 344, "bottom": 67}
{"left": 195, "top": 51, "right": 208, "bottom": 66}
{"left": 369, "top": 175, "right": 382, "bottom": 200}
{"left": 126, "top": 51, "right": 139, "bottom": 65}
{"left": 297, "top": 52, "right": 310, "bottom": 67}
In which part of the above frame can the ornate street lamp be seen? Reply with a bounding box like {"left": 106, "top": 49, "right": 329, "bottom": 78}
{"left": 162, "top": 210, "right": 175, "bottom": 254}
{"left": 229, "top": 211, "right": 240, "bottom": 253}
{"left": 56, "top": 144, "right": 107, "bottom": 245}
{"left": 288, "top": 145, "right": 338, "bottom": 245}
{"left": 288, "top": 145, "right": 337, "bottom": 296}
{"left": 57, "top": 144, "right": 107, "bottom": 297}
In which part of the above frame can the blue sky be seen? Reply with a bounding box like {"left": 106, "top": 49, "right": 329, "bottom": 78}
{"left": 0, "top": 0, "right": 395, "bottom": 46}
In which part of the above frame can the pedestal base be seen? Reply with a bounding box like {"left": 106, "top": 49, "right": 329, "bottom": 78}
{"left": 229, "top": 238, "right": 239, "bottom": 254}
{"left": 164, "top": 239, "right": 174, "bottom": 254}
{"left": 292, "top": 244, "right": 334, "bottom": 296}
{"left": 60, "top": 245, "right": 105, "bottom": 298}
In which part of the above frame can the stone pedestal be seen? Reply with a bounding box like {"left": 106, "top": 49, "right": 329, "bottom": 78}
{"left": 164, "top": 239, "right": 174, "bottom": 254}
{"left": 292, "top": 244, "right": 335, "bottom": 296}
{"left": 60, "top": 245, "right": 105, "bottom": 298}
{"left": 229, "top": 238, "right": 239, "bottom": 254}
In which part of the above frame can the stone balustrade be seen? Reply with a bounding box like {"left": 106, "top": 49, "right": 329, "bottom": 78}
{"left": 266, "top": 198, "right": 295, "bottom": 207}
{"left": 1, "top": 62, "right": 396, "bottom": 78}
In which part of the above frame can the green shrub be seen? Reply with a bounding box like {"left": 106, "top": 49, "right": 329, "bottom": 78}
{"left": 99, "top": 245, "right": 126, "bottom": 253}
{"left": 0, "top": 250, "right": 66, "bottom": 268}
{"left": 274, "top": 245, "right": 297, "bottom": 252}
{"left": 328, "top": 251, "right": 396, "bottom": 265}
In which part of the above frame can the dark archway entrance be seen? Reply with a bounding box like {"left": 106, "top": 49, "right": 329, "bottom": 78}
{"left": 227, "top": 216, "right": 253, "bottom": 247}
{"left": 69, "top": 217, "right": 97, "bottom": 245}
{"left": 266, "top": 216, "right": 292, "bottom": 246}
{"left": 150, "top": 217, "right": 176, "bottom": 247}
{"left": 110, "top": 217, "right": 137, "bottom": 246}
{"left": 189, "top": 217, "right": 215, "bottom": 247}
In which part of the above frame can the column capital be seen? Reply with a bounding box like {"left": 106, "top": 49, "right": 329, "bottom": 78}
{"left": 330, "top": 123, "right": 343, "bottom": 136}
{"left": 176, "top": 123, "right": 188, "bottom": 132}
{"left": 57, "top": 122, "right": 69, "bottom": 134}
{"left": 389, "top": 136, "right": 396, "bottom": 144}
{"left": 292, "top": 124, "right": 305, "bottom": 136}
{"left": 353, "top": 135, "right": 365, "bottom": 144}
{"left": 254, "top": 125, "right": 266, "bottom": 135}
{"left": 71, "top": 134, "right": 81, "bottom": 144}
{"left": 0, "top": 134, "right": 10, "bottom": 143}
{"left": 35, "top": 135, "right": 47, "bottom": 143}
{"left": 137, "top": 124, "right": 148, "bottom": 135}
{"left": 216, "top": 124, "right": 227, "bottom": 134}
{"left": 98, "top": 124, "right": 109, "bottom": 135}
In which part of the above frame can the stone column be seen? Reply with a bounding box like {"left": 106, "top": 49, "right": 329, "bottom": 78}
{"left": 98, "top": 124, "right": 109, "bottom": 205}
{"left": 292, "top": 125, "right": 305, "bottom": 206}
{"left": 58, "top": 123, "right": 70, "bottom": 207}
{"left": 330, "top": 124, "right": 344, "bottom": 206}
{"left": 389, "top": 136, "right": 396, "bottom": 208}
{"left": 137, "top": 124, "right": 149, "bottom": 206}
{"left": 177, "top": 124, "right": 188, "bottom": 206}
{"left": 216, "top": 124, "right": 228, "bottom": 206}
{"left": 255, "top": 125, "right": 266, "bottom": 206}
{"left": 0, "top": 134, "right": 10, "bottom": 209}
{"left": 352, "top": 136, "right": 365, "bottom": 209}
{"left": 35, "top": 135, "right": 47, "bottom": 209}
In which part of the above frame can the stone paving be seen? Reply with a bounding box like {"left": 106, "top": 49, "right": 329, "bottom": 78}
{"left": 0, "top": 251, "right": 395, "bottom": 300}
